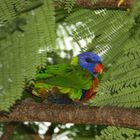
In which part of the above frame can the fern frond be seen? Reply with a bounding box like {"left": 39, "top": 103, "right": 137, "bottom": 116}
{"left": 90, "top": 35, "right": 140, "bottom": 108}
{"left": 65, "top": 9, "right": 135, "bottom": 64}
{"left": 0, "top": 0, "right": 56, "bottom": 111}
{"left": 95, "top": 126, "right": 140, "bottom": 140}
{"left": 0, "top": 0, "right": 17, "bottom": 22}
{"left": 54, "top": 0, "right": 75, "bottom": 13}
{"left": 90, "top": 86, "right": 140, "bottom": 108}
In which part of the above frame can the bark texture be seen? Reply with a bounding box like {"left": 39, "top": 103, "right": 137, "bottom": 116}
{"left": 75, "top": 0, "right": 133, "bottom": 9}
{"left": 0, "top": 100, "right": 139, "bottom": 129}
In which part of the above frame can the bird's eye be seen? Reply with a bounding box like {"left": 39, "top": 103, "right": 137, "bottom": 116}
{"left": 85, "top": 58, "right": 94, "bottom": 63}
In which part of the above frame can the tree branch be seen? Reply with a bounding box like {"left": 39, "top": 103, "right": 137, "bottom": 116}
{"left": 0, "top": 101, "right": 139, "bottom": 129}
{"left": 57, "top": 0, "right": 133, "bottom": 9}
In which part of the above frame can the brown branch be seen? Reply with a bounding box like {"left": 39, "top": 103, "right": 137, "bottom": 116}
{"left": 0, "top": 100, "right": 139, "bottom": 129}
{"left": 75, "top": 0, "right": 133, "bottom": 9}
{"left": 0, "top": 122, "right": 18, "bottom": 140}
{"left": 56, "top": 0, "right": 133, "bottom": 9}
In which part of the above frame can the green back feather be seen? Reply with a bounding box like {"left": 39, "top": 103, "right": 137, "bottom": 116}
{"left": 36, "top": 64, "right": 92, "bottom": 90}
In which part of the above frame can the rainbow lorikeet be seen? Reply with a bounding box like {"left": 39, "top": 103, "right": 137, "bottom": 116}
{"left": 27, "top": 52, "right": 103, "bottom": 103}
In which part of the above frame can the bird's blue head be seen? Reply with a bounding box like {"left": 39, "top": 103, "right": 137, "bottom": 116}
{"left": 78, "top": 52, "right": 103, "bottom": 76}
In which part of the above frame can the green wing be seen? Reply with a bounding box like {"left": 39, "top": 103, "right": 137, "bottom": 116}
{"left": 34, "top": 64, "right": 92, "bottom": 100}
{"left": 36, "top": 64, "right": 92, "bottom": 89}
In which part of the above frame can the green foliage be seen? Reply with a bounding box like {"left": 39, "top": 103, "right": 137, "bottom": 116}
{"left": 10, "top": 123, "right": 38, "bottom": 140}
{"left": 95, "top": 126, "right": 140, "bottom": 140}
{"left": 62, "top": 0, "right": 140, "bottom": 108}
{"left": 1, "top": 0, "right": 140, "bottom": 110}
{"left": 65, "top": 0, "right": 75, "bottom": 13}
{"left": 90, "top": 27, "right": 140, "bottom": 107}
{"left": 54, "top": 0, "right": 75, "bottom": 13}
{"left": 0, "top": 0, "right": 56, "bottom": 111}
{"left": 1, "top": 0, "right": 140, "bottom": 139}
{"left": 53, "top": 124, "right": 106, "bottom": 139}
{"left": 65, "top": 9, "right": 134, "bottom": 57}
{"left": 91, "top": 0, "right": 98, "bottom": 4}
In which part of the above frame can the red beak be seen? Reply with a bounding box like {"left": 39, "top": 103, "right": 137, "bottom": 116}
{"left": 94, "top": 63, "right": 103, "bottom": 74}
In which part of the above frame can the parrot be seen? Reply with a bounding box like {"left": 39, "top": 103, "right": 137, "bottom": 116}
{"left": 26, "top": 52, "right": 103, "bottom": 104}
